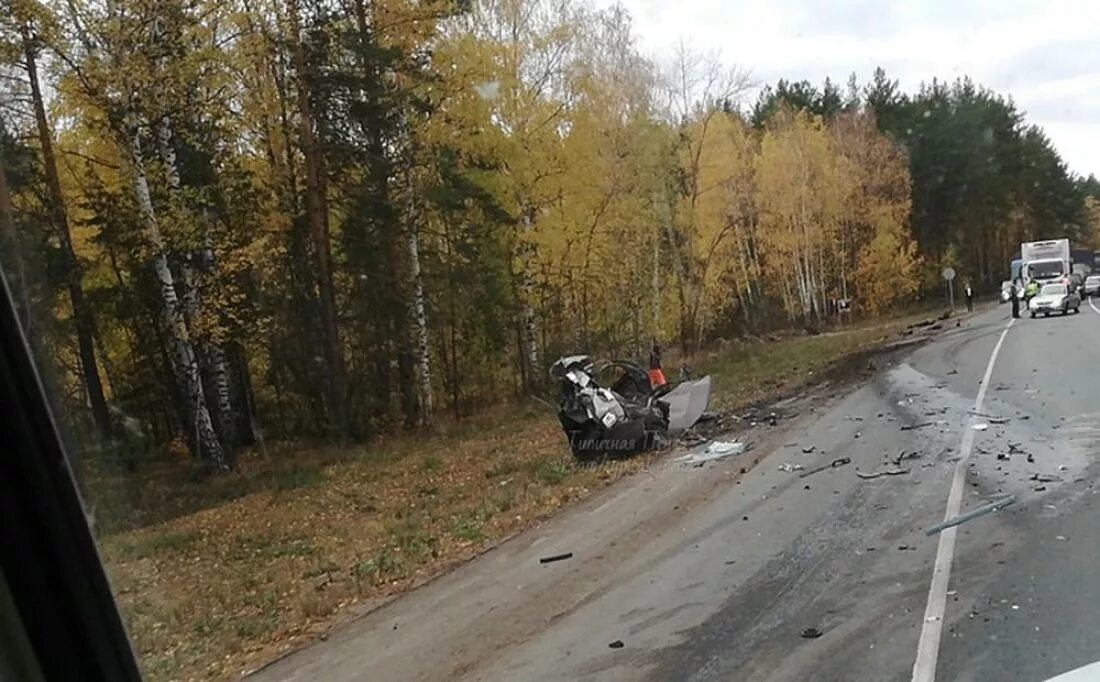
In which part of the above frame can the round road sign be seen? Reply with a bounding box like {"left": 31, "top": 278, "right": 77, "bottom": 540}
{"left": 942, "top": 267, "right": 956, "bottom": 281}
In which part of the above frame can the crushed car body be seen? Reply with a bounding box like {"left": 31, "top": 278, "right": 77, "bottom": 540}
{"left": 550, "top": 355, "right": 712, "bottom": 460}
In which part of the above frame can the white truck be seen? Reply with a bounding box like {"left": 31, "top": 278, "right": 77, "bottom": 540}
{"left": 1021, "top": 239, "right": 1070, "bottom": 286}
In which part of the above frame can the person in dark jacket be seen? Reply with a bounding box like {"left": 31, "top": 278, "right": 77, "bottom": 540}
{"left": 1010, "top": 279, "right": 1021, "bottom": 319}
{"left": 648, "top": 342, "right": 667, "bottom": 389}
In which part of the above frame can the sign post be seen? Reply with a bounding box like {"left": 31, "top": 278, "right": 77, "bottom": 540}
{"left": 942, "top": 267, "right": 956, "bottom": 310}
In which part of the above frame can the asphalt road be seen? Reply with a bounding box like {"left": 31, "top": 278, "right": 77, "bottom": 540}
{"left": 252, "top": 300, "right": 1100, "bottom": 682}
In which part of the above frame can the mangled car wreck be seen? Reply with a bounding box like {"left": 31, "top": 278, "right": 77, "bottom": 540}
{"left": 551, "top": 355, "right": 712, "bottom": 460}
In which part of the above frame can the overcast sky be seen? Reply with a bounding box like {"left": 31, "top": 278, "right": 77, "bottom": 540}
{"left": 595, "top": 0, "right": 1100, "bottom": 178}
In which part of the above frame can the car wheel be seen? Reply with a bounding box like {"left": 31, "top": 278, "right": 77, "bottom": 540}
{"left": 1030, "top": 312, "right": 1036, "bottom": 318}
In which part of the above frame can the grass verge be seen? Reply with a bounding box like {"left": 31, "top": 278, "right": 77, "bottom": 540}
{"left": 91, "top": 307, "right": 941, "bottom": 681}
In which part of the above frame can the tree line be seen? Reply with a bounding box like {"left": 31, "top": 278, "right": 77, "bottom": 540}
{"left": 1, "top": 0, "right": 1097, "bottom": 470}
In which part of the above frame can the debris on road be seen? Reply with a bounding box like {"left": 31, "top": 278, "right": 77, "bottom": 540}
{"left": 947, "top": 369, "right": 959, "bottom": 375}
{"left": 674, "top": 441, "right": 749, "bottom": 466}
{"left": 968, "top": 411, "right": 1011, "bottom": 424}
{"left": 1030, "top": 473, "right": 1062, "bottom": 483}
{"left": 1008, "top": 442, "right": 1027, "bottom": 454}
{"left": 900, "top": 421, "right": 935, "bottom": 431}
{"left": 799, "top": 457, "right": 851, "bottom": 479}
{"left": 972, "top": 423, "right": 989, "bottom": 431}
{"left": 802, "top": 445, "right": 816, "bottom": 454}
{"left": 996, "top": 453, "right": 1010, "bottom": 461}
{"left": 800, "top": 627, "right": 823, "bottom": 639}
{"left": 608, "top": 640, "right": 624, "bottom": 649}
{"left": 857, "top": 468, "right": 910, "bottom": 480}
{"left": 893, "top": 450, "right": 922, "bottom": 466}
{"left": 539, "top": 552, "right": 574, "bottom": 564}
{"left": 767, "top": 413, "right": 778, "bottom": 426}
{"left": 925, "top": 495, "right": 1016, "bottom": 536}
{"left": 778, "top": 463, "right": 805, "bottom": 473}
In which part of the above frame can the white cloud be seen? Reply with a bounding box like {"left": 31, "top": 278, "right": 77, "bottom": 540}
{"left": 595, "top": 0, "right": 1100, "bottom": 176}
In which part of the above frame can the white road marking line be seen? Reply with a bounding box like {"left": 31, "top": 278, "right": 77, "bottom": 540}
{"left": 911, "top": 317, "right": 1015, "bottom": 682}
{"left": 1090, "top": 297, "right": 1100, "bottom": 315}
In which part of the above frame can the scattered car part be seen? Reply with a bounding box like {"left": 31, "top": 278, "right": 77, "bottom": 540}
{"left": 925, "top": 494, "right": 1016, "bottom": 536}
{"left": 900, "top": 421, "right": 935, "bottom": 431}
{"left": 539, "top": 552, "right": 573, "bottom": 564}
{"left": 674, "top": 441, "right": 748, "bottom": 466}
{"left": 857, "top": 468, "right": 910, "bottom": 480}
{"left": 799, "top": 457, "right": 851, "bottom": 479}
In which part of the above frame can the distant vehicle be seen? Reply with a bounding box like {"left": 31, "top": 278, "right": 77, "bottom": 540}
{"left": 1000, "top": 280, "right": 1013, "bottom": 303}
{"left": 1028, "top": 282, "right": 1080, "bottom": 318}
{"left": 1083, "top": 274, "right": 1100, "bottom": 298}
{"left": 1071, "top": 248, "right": 1095, "bottom": 277}
{"left": 1021, "top": 239, "right": 1070, "bottom": 286}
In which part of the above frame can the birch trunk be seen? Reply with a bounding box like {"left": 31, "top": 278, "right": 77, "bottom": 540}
{"left": 403, "top": 168, "right": 433, "bottom": 426}
{"left": 156, "top": 119, "right": 237, "bottom": 447}
{"left": 517, "top": 206, "right": 540, "bottom": 388}
{"left": 127, "top": 133, "right": 227, "bottom": 469}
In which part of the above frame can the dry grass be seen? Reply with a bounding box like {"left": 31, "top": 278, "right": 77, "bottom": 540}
{"left": 91, "top": 308, "right": 940, "bottom": 681}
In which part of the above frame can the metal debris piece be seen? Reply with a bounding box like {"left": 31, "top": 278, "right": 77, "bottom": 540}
{"left": 800, "top": 627, "right": 822, "bottom": 639}
{"left": 1030, "top": 473, "right": 1062, "bottom": 483}
{"left": 802, "top": 445, "right": 816, "bottom": 454}
{"left": 925, "top": 495, "right": 1016, "bottom": 536}
{"left": 539, "top": 552, "right": 574, "bottom": 564}
{"left": 893, "top": 450, "right": 922, "bottom": 466}
{"left": 972, "top": 423, "right": 989, "bottom": 431}
{"left": 857, "top": 468, "right": 911, "bottom": 480}
{"left": 900, "top": 422, "right": 935, "bottom": 431}
{"left": 778, "top": 463, "right": 805, "bottom": 473}
{"left": 608, "top": 640, "right": 624, "bottom": 649}
{"left": 799, "top": 457, "right": 851, "bottom": 479}
{"left": 674, "top": 441, "right": 748, "bottom": 466}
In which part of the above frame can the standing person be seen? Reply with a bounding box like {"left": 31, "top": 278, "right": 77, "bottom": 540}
{"left": 965, "top": 281, "right": 974, "bottom": 312}
{"left": 648, "top": 341, "right": 667, "bottom": 389}
{"left": 1010, "top": 279, "right": 1021, "bottom": 319}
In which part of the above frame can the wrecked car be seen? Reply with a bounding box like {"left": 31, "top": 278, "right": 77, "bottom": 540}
{"left": 550, "top": 355, "right": 712, "bottom": 460}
